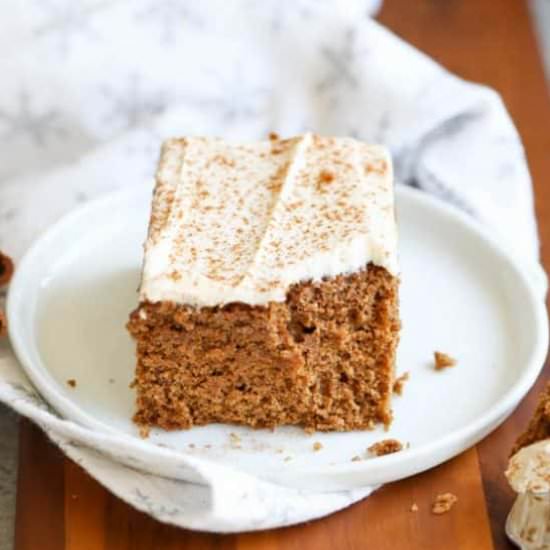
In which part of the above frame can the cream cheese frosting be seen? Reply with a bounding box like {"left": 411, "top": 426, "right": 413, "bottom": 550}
{"left": 505, "top": 440, "right": 550, "bottom": 549}
{"left": 506, "top": 439, "right": 550, "bottom": 495}
{"left": 140, "top": 133, "right": 398, "bottom": 307}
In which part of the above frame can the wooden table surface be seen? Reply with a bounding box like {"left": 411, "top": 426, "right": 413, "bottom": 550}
{"left": 14, "top": 0, "right": 550, "bottom": 548}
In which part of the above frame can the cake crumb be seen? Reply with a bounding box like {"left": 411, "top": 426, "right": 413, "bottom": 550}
{"left": 229, "top": 432, "right": 242, "bottom": 448}
{"left": 71, "top": 494, "right": 78, "bottom": 500}
{"left": 139, "top": 425, "right": 151, "bottom": 439}
{"left": 66, "top": 379, "right": 77, "bottom": 388}
{"left": 393, "top": 371, "right": 410, "bottom": 395}
{"left": 0, "top": 310, "right": 7, "bottom": 338}
{"left": 434, "top": 351, "right": 456, "bottom": 371}
{"left": 410, "top": 503, "right": 419, "bottom": 512}
{"left": 268, "top": 131, "right": 280, "bottom": 141}
{"left": 0, "top": 251, "right": 14, "bottom": 286}
{"left": 312, "top": 441, "right": 323, "bottom": 452}
{"left": 431, "top": 493, "right": 458, "bottom": 514}
{"left": 351, "top": 455, "right": 362, "bottom": 462}
{"left": 368, "top": 439, "right": 403, "bottom": 456}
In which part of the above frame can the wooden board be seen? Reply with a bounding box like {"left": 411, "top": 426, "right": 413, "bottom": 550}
{"left": 15, "top": 0, "right": 550, "bottom": 548}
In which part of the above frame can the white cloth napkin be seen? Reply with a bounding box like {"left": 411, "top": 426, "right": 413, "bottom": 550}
{"left": 0, "top": 0, "right": 545, "bottom": 532}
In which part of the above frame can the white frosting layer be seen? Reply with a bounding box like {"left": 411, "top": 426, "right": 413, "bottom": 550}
{"left": 140, "top": 133, "right": 398, "bottom": 307}
{"left": 505, "top": 440, "right": 550, "bottom": 549}
{"left": 506, "top": 492, "right": 550, "bottom": 550}
{"left": 506, "top": 440, "right": 550, "bottom": 494}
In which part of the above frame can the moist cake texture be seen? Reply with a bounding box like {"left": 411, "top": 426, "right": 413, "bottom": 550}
{"left": 512, "top": 382, "right": 550, "bottom": 455}
{"left": 128, "top": 133, "right": 400, "bottom": 431}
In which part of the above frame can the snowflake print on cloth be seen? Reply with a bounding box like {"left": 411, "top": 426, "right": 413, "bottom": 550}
{"left": 247, "top": 0, "right": 320, "bottom": 32}
{"left": 135, "top": 0, "right": 204, "bottom": 43}
{"left": 101, "top": 74, "right": 167, "bottom": 133}
{"left": 181, "top": 67, "right": 269, "bottom": 126}
{"left": 317, "top": 27, "right": 368, "bottom": 94}
{"left": 32, "top": 0, "right": 106, "bottom": 54}
{"left": 0, "top": 91, "right": 65, "bottom": 147}
{"left": 134, "top": 488, "right": 181, "bottom": 519}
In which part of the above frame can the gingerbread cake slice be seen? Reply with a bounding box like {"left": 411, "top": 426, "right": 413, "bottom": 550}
{"left": 511, "top": 382, "right": 550, "bottom": 455}
{"left": 127, "top": 133, "right": 400, "bottom": 431}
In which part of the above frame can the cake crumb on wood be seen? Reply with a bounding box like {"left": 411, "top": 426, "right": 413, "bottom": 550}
{"left": 410, "top": 503, "right": 419, "bottom": 512}
{"left": 66, "top": 379, "right": 77, "bottom": 388}
{"left": 393, "top": 371, "right": 410, "bottom": 395}
{"left": 0, "top": 251, "right": 14, "bottom": 286}
{"left": 313, "top": 441, "right": 323, "bottom": 452}
{"left": 368, "top": 439, "right": 403, "bottom": 456}
{"left": 0, "top": 310, "right": 7, "bottom": 338}
{"left": 434, "top": 351, "right": 456, "bottom": 371}
{"left": 431, "top": 493, "right": 458, "bottom": 514}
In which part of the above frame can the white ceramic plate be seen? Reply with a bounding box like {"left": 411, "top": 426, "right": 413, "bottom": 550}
{"left": 7, "top": 184, "right": 548, "bottom": 491}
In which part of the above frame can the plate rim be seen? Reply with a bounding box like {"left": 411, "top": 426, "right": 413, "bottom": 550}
{"left": 6, "top": 184, "right": 549, "bottom": 487}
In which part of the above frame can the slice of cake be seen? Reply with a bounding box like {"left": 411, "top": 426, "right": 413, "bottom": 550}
{"left": 127, "top": 133, "right": 400, "bottom": 431}
{"left": 505, "top": 383, "right": 550, "bottom": 549}
{"left": 511, "top": 382, "right": 550, "bottom": 456}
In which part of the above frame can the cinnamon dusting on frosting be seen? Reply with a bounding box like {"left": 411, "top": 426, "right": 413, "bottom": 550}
{"left": 140, "top": 133, "right": 397, "bottom": 307}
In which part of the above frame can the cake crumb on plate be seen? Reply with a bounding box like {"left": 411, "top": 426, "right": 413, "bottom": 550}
{"left": 431, "top": 493, "right": 458, "bottom": 514}
{"left": 0, "top": 310, "right": 7, "bottom": 338}
{"left": 229, "top": 432, "right": 242, "bottom": 449}
{"left": 66, "top": 379, "right": 77, "bottom": 388}
{"left": 434, "top": 351, "right": 457, "bottom": 371}
{"left": 368, "top": 439, "right": 403, "bottom": 456}
{"left": 393, "top": 371, "right": 410, "bottom": 395}
{"left": 138, "top": 425, "right": 150, "bottom": 439}
{"left": 312, "top": 441, "right": 323, "bottom": 452}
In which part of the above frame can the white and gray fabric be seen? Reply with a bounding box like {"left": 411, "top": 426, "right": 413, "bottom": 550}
{"left": 0, "top": 0, "right": 544, "bottom": 536}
